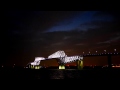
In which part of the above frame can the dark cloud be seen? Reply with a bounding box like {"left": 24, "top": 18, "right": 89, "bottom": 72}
{"left": 4, "top": 11, "right": 84, "bottom": 33}
{"left": 1, "top": 11, "right": 120, "bottom": 66}
{"left": 93, "top": 11, "right": 120, "bottom": 19}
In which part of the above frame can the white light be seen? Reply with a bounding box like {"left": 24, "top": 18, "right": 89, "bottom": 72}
{"left": 114, "top": 49, "right": 116, "bottom": 51}
{"left": 30, "top": 57, "right": 45, "bottom": 66}
{"left": 48, "top": 50, "right": 66, "bottom": 59}
{"left": 35, "top": 57, "right": 45, "bottom": 61}
{"left": 60, "top": 55, "right": 83, "bottom": 63}
{"left": 31, "top": 61, "right": 41, "bottom": 65}
{"left": 80, "top": 57, "right": 83, "bottom": 60}
{"left": 89, "top": 51, "right": 90, "bottom": 53}
{"left": 96, "top": 51, "right": 97, "bottom": 53}
{"left": 104, "top": 50, "right": 106, "bottom": 52}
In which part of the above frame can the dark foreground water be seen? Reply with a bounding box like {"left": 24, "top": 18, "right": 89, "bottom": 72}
{"left": 0, "top": 68, "right": 120, "bottom": 80}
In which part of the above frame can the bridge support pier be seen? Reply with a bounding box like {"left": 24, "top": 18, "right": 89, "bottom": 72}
{"left": 77, "top": 60, "right": 83, "bottom": 70}
{"left": 31, "top": 65, "right": 34, "bottom": 69}
{"left": 107, "top": 55, "right": 112, "bottom": 69}
{"left": 59, "top": 64, "right": 65, "bottom": 69}
{"left": 30, "top": 65, "right": 40, "bottom": 69}
{"left": 35, "top": 65, "right": 40, "bottom": 69}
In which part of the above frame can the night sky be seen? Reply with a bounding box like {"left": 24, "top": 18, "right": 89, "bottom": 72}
{"left": 1, "top": 11, "right": 120, "bottom": 67}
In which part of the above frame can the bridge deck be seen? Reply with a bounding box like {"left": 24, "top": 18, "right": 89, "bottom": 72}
{"left": 82, "top": 52, "right": 120, "bottom": 57}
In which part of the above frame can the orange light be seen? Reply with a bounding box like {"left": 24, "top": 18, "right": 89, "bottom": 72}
{"left": 112, "top": 66, "right": 120, "bottom": 67}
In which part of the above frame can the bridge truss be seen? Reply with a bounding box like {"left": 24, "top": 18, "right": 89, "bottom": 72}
{"left": 28, "top": 50, "right": 83, "bottom": 69}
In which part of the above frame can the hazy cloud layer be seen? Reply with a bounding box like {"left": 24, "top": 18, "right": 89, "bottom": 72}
{"left": 1, "top": 11, "right": 120, "bottom": 66}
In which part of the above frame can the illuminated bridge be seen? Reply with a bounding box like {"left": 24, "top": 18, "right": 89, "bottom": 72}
{"left": 28, "top": 50, "right": 83, "bottom": 69}
{"left": 27, "top": 50, "right": 120, "bottom": 70}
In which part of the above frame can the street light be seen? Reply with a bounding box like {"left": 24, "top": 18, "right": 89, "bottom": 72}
{"left": 104, "top": 50, "right": 106, "bottom": 52}
{"left": 83, "top": 52, "right": 84, "bottom": 54}
{"left": 95, "top": 51, "right": 97, "bottom": 55}
{"left": 104, "top": 50, "right": 106, "bottom": 53}
{"left": 114, "top": 49, "right": 116, "bottom": 52}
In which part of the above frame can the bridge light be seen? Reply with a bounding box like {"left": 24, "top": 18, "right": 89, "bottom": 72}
{"left": 114, "top": 49, "right": 116, "bottom": 52}
{"left": 104, "top": 50, "right": 106, "bottom": 52}
{"left": 96, "top": 51, "right": 97, "bottom": 53}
